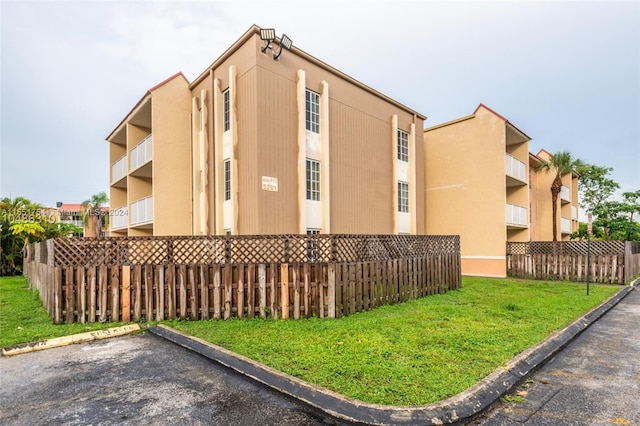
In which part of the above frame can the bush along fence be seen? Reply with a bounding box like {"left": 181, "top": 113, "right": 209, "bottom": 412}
{"left": 23, "top": 234, "right": 461, "bottom": 324}
{"left": 507, "top": 241, "right": 640, "bottom": 284}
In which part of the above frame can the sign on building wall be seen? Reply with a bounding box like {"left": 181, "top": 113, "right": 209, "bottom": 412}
{"left": 262, "top": 176, "right": 278, "bottom": 192}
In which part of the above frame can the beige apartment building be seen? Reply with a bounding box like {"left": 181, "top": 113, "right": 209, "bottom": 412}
{"left": 107, "top": 25, "right": 426, "bottom": 237}
{"left": 424, "top": 104, "right": 531, "bottom": 277}
{"left": 424, "top": 104, "right": 580, "bottom": 277}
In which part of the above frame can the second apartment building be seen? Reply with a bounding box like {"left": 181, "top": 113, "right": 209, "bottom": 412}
{"left": 107, "top": 25, "right": 426, "bottom": 237}
{"left": 424, "top": 104, "right": 580, "bottom": 277}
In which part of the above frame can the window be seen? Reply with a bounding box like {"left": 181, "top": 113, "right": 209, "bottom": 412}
{"left": 305, "top": 89, "right": 320, "bottom": 133}
{"left": 397, "top": 129, "right": 408, "bottom": 162}
{"left": 225, "top": 229, "right": 231, "bottom": 236}
{"left": 398, "top": 181, "right": 409, "bottom": 213}
{"left": 223, "top": 89, "right": 230, "bottom": 132}
{"left": 224, "top": 159, "right": 231, "bottom": 201}
{"left": 306, "top": 159, "right": 320, "bottom": 201}
{"left": 306, "top": 229, "right": 320, "bottom": 235}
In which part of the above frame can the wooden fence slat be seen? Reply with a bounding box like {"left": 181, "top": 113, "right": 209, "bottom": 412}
{"left": 327, "top": 263, "right": 336, "bottom": 319}
{"left": 167, "top": 264, "right": 176, "bottom": 320}
{"left": 133, "top": 265, "right": 142, "bottom": 321}
{"left": 270, "top": 263, "right": 278, "bottom": 320}
{"left": 178, "top": 265, "right": 187, "bottom": 320}
{"left": 188, "top": 266, "right": 197, "bottom": 320}
{"left": 237, "top": 264, "right": 245, "bottom": 319}
{"left": 258, "top": 264, "right": 266, "bottom": 319}
{"left": 200, "top": 265, "right": 209, "bottom": 320}
{"left": 77, "top": 268, "right": 86, "bottom": 324}
{"left": 54, "top": 266, "right": 62, "bottom": 324}
{"left": 65, "top": 267, "right": 75, "bottom": 324}
{"left": 99, "top": 265, "right": 108, "bottom": 323}
{"left": 110, "top": 266, "right": 120, "bottom": 322}
{"left": 88, "top": 266, "right": 96, "bottom": 323}
{"left": 122, "top": 265, "right": 131, "bottom": 322}
{"left": 157, "top": 266, "right": 165, "bottom": 321}
{"left": 293, "top": 264, "right": 301, "bottom": 320}
{"left": 281, "top": 264, "right": 289, "bottom": 320}
{"left": 303, "top": 263, "right": 311, "bottom": 318}
{"left": 145, "top": 265, "right": 154, "bottom": 321}
{"left": 247, "top": 263, "right": 255, "bottom": 319}
{"left": 223, "top": 264, "right": 232, "bottom": 320}
{"left": 213, "top": 264, "right": 221, "bottom": 320}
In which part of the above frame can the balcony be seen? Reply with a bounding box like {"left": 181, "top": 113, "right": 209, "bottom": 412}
{"left": 130, "top": 134, "right": 152, "bottom": 176}
{"left": 572, "top": 205, "right": 578, "bottom": 220}
{"left": 561, "top": 217, "right": 572, "bottom": 234}
{"left": 560, "top": 185, "right": 570, "bottom": 203}
{"left": 111, "top": 155, "right": 127, "bottom": 187}
{"left": 110, "top": 206, "right": 128, "bottom": 230}
{"left": 130, "top": 196, "right": 153, "bottom": 226}
{"left": 505, "top": 153, "right": 527, "bottom": 186}
{"left": 506, "top": 203, "right": 528, "bottom": 228}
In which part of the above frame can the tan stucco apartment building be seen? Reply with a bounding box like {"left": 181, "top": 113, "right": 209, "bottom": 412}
{"left": 424, "top": 104, "right": 580, "bottom": 277}
{"left": 107, "top": 25, "right": 426, "bottom": 237}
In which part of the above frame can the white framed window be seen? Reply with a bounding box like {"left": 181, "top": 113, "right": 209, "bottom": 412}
{"left": 223, "top": 89, "right": 230, "bottom": 132}
{"left": 397, "top": 129, "right": 408, "bottom": 162}
{"left": 305, "top": 89, "right": 320, "bottom": 133}
{"left": 224, "top": 159, "right": 231, "bottom": 201}
{"left": 306, "top": 229, "right": 320, "bottom": 235}
{"left": 398, "top": 181, "right": 409, "bottom": 213}
{"left": 306, "top": 159, "right": 320, "bottom": 201}
{"left": 306, "top": 229, "right": 321, "bottom": 262}
{"left": 225, "top": 229, "right": 231, "bottom": 236}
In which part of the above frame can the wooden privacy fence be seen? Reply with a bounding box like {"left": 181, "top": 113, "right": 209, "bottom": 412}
{"left": 507, "top": 241, "right": 640, "bottom": 284}
{"left": 24, "top": 235, "right": 461, "bottom": 324}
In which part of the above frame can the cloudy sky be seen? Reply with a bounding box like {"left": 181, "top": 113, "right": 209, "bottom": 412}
{"left": 1, "top": 0, "right": 638, "bottom": 209}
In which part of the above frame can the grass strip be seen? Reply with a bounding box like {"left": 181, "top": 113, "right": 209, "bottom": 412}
{"left": 0, "top": 276, "right": 127, "bottom": 348}
{"left": 167, "top": 277, "right": 620, "bottom": 406}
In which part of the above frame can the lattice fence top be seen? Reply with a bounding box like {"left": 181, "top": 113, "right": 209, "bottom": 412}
{"left": 507, "top": 241, "right": 625, "bottom": 256}
{"left": 46, "top": 234, "right": 460, "bottom": 267}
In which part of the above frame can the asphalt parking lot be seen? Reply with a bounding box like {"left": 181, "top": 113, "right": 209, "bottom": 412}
{"left": 476, "top": 286, "right": 640, "bottom": 426}
{"left": 0, "top": 333, "right": 337, "bottom": 426}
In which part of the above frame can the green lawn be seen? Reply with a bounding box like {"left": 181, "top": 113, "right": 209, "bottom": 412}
{"left": 0, "top": 276, "right": 127, "bottom": 348}
{"left": 1, "top": 275, "right": 621, "bottom": 406}
{"left": 166, "top": 277, "right": 620, "bottom": 406}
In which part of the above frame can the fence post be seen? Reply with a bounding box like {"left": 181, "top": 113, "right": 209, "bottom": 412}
{"left": 328, "top": 263, "right": 336, "bottom": 318}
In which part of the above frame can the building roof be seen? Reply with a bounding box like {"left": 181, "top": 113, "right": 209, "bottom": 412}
{"left": 105, "top": 72, "right": 189, "bottom": 141}
{"left": 191, "top": 25, "right": 427, "bottom": 120}
{"left": 424, "top": 103, "right": 531, "bottom": 142}
{"left": 58, "top": 204, "right": 109, "bottom": 212}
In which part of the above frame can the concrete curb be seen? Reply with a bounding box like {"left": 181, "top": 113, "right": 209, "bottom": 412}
{"left": 2, "top": 324, "right": 141, "bottom": 357}
{"left": 149, "top": 283, "right": 636, "bottom": 426}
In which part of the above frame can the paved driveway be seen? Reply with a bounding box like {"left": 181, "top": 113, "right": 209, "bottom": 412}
{"left": 477, "top": 286, "right": 640, "bottom": 426}
{"left": 0, "top": 333, "right": 336, "bottom": 426}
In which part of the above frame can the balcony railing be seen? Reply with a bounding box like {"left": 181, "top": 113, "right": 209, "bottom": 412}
{"left": 130, "top": 134, "right": 152, "bottom": 171}
{"left": 130, "top": 196, "right": 153, "bottom": 225}
{"left": 111, "top": 206, "right": 128, "bottom": 230}
{"left": 572, "top": 205, "right": 578, "bottom": 220}
{"left": 506, "top": 203, "right": 528, "bottom": 226}
{"left": 560, "top": 185, "right": 570, "bottom": 203}
{"left": 111, "top": 155, "right": 127, "bottom": 184}
{"left": 505, "top": 153, "right": 527, "bottom": 182}
{"left": 561, "top": 217, "right": 572, "bottom": 234}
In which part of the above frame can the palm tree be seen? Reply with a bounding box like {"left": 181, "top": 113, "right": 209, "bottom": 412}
{"left": 82, "top": 192, "right": 109, "bottom": 238}
{"left": 536, "top": 151, "right": 582, "bottom": 241}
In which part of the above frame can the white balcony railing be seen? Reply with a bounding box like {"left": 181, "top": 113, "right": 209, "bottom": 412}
{"left": 111, "top": 155, "right": 127, "bottom": 184}
{"left": 110, "top": 206, "right": 128, "bottom": 230}
{"left": 572, "top": 205, "right": 578, "bottom": 220}
{"left": 561, "top": 217, "right": 572, "bottom": 234}
{"left": 130, "top": 134, "right": 152, "bottom": 171}
{"left": 506, "top": 203, "right": 528, "bottom": 226}
{"left": 130, "top": 196, "right": 153, "bottom": 225}
{"left": 505, "top": 153, "right": 527, "bottom": 182}
{"left": 560, "top": 185, "right": 570, "bottom": 202}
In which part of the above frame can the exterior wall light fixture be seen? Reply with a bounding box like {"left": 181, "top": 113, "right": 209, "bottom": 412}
{"left": 260, "top": 28, "right": 276, "bottom": 53}
{"left": 273, "top": 34, "right": 292, "bottom": 61}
